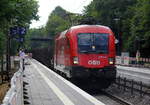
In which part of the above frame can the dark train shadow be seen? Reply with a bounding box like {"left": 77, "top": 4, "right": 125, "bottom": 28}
{"left": 69, "top": 78, "right": 106, "bottom": 95}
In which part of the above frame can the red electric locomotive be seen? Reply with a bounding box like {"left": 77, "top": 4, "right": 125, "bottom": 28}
{"left": 54, "top": 25, "right": 116, "bottom": 88}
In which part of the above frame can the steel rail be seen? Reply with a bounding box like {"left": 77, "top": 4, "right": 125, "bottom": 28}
{"left": 101, "top": 90, "right": 133, "bottom": 105}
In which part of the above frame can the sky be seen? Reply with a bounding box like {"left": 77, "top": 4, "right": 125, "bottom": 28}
{"left": 30, "top": 0, "right": 93, "bottom": 28}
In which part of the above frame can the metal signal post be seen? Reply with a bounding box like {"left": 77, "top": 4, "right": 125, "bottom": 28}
{"left": 6, "top": 31, "right": 11, "bottom": 81}
{"left": 6, "top": 26, "right": 26, "bottom": 81}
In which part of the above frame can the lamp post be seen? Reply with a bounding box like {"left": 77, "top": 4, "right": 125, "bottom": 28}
{"left": 135, "top": 36, "right": 141, "bottom": 64}
{"left": 135, "top": 36, "right": 140, "bottom": 51}
{"left": 114, "top": 18, "right": 121, "bottom": 56}
{"left": 6, "top": 29, "right": 11, "bottom": 81}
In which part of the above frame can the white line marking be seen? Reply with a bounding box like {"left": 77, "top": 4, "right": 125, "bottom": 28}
{"left": 33, "top": 59, "right": 105, "bottom": 105}
{"left": 31, "top": 62, "right": 75, "bottom": 105}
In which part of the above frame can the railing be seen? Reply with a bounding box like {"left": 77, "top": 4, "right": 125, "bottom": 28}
{"left": 0, "top": 56, "right": 20, "bottom": 83}
{"left": 2, "top": 58, "right": 23, "bottom": 105}
{"left": 115, "top": 76, "right": 150, "bottom": 97}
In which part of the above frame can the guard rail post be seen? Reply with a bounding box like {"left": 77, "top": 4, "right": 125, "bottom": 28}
{"left": 140, "top": 82, "right": 143, "bottom": 97}
{"left": 123, "top": 78, "right": 126, "bottom": 92}
{"left": 131, "top": 80, "right": 134, "bottom": 95}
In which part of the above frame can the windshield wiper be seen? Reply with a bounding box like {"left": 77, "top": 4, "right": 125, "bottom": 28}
{"left": 80, "top": 50, "right": 89, "bottom": 53}
{"left": 79, "top": 50, "right": 107, "bottom": 54}
{"left": 95, "top": 50, "right": 107, "bottom": 54}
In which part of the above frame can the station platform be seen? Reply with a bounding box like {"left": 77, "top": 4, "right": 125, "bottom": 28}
{"left": 23, "top": 59, "right": 105, "bottom": 105}
{"left": 117, "top": 65, "right": 150, "bottom": 85}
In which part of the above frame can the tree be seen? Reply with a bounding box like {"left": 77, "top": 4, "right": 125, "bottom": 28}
{"left": 127, "top": 0, "right": 150, "bottom": 56}
{"left": 0, "top": 31, "right": 6, "bottom": 56}
{"left": 26, "top": 6, "right": 82, "bottom": 53}
{"left": 25, "top": 27, "right": 47, "bottom": 49}
{"left": 0, "top": 0, "right": 39, "bottom": 28}
{"left": 0, "top": 0, "right": 39, "bottom": 56}
{"left": 45, "top": 14, "right": 69, "bottom": 36}
{"left": 83, "top": 0, "right": 137, "bottom": 55}
{"left": 45, "top": 6, "right": 70, "bottom": 37}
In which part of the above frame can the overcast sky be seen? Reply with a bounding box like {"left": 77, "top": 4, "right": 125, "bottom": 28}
{"left": 30, "top": 0, "right": 93, "bottom": 28}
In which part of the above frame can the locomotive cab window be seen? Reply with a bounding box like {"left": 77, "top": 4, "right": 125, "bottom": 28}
{"left": 78, "top": 33, "right": 109, "bottom": 54}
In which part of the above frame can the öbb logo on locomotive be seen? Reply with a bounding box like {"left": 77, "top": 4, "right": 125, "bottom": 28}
{"left": 88, "top": 60, "right": 100, "bottom": 65}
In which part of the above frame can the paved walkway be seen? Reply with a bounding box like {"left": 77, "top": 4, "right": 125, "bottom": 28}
{"left": 117, "top": 65, "right": 150, "bottom": 74}
{"left": 23, "top": 59, "right": 105, "bottom": 105}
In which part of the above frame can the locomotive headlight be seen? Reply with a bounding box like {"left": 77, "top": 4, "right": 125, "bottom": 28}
{"left": 109, "top": 58, "right": 114, "bottom": 65}
{"left": 73, "top": 57, "right": 79, "bottom": 64}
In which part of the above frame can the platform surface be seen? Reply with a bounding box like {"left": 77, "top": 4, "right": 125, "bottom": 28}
{"left": 117, "top": 65, "right": 150, "bottom": 85}
{"left": 23, "top": 59, "right": 105, "bottom": 105}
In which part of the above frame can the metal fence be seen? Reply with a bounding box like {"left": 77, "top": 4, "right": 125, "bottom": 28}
{"left": 115, "top": 76, "right": 150, "bottom": 97}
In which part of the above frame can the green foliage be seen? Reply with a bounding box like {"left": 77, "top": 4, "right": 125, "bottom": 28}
{"left": 131, "top": 0, "right": 150, "bottom": 45}
{"left": 125, "top": 0, "right": 150, "bottom": 56}
{"left": 0, "top": 0, "right": 39, "bottom": 56}
{"left": 84, "top": 0, "right": 150, "bottom": 56}
{"left": 84, "top": 0, "right": 137, "bottom": 54}
{"left": 84, "top": 0, "right": 136, "bottom": 26}
{"left": 0, "top": 0, "right": 39, "bottom": 27}
{"left": 13, "top": 0, "right": 39, "bottom": 26}
{"left": 25, "top": 27, "right": 46, "bottom": 49}
{"left": 26, "top": 1, "right": 150, "bottom": 57}
{"left": 26, "top": 6, "right": 82, "bottom": 51}
{"left": 0, "top": 31, "right": 6, "bottom": 55}
{"left": 45, "top": 14, "right": 69, "bottom": 36}
{"left": 45, "top": 6, "right": 70, "bottom": 37}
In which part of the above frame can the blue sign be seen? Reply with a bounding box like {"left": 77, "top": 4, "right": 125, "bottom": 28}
{"left": 10, "top": 26, "right": 26, "bottom": 36}
{"left": 19, "top": 27, "right": 26, "bottom": 35}
{"left": 10, "top": 27, "right": 18, "bottom": 36}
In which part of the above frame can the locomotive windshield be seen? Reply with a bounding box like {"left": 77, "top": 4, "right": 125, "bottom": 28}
{"left": 78, "top": 33, "right": 109, "bottom": 53}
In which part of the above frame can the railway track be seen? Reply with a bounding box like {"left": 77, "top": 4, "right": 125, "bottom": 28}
{"left": 99, "top": 90, "right": 133, "bottom": 105}
{"left": 52, "top": 67, "right": 133, "bottom": 105}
